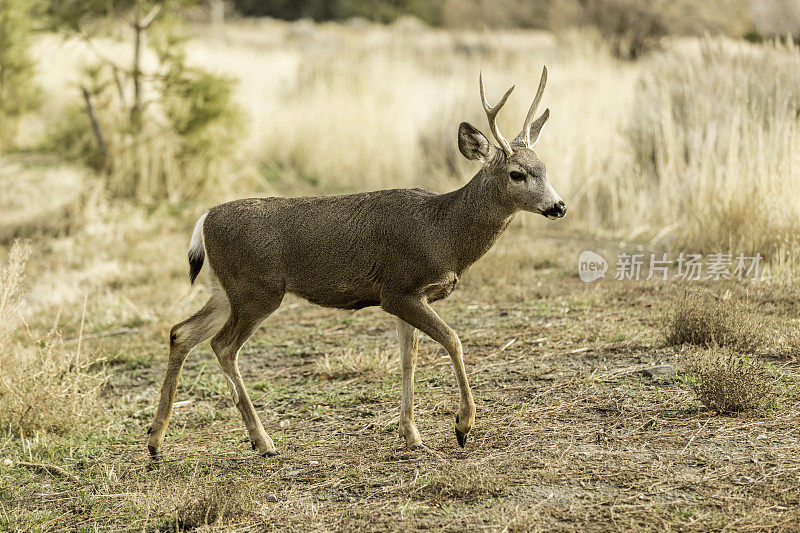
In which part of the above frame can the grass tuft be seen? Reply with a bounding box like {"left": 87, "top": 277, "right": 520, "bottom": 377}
{"left": 662, "top": 292, "right": 770, "bottom": 352}
{"left": 174, "top": 483, "right": 256, "bottom": 529}
{"left": 688, "top": 348, "right": 773, "bottom": 414}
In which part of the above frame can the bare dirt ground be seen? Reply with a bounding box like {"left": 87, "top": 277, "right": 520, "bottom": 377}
{"left": 2, "top": 227, "right": 799, "bottom": 531}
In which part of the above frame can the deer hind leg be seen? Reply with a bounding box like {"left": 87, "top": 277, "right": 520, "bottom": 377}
{"left": 148, "top": 286, "right": 230, "bottom": 458}
{"left": 396, "top": 317, "right": 424, "bottom": 449}
{"left": 210, "top": 293, "right": 283, "bottom": 457}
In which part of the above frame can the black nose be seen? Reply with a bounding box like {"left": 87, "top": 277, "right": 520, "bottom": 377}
{"left": 544, "top": 201, "right": 566, "bottom": 218}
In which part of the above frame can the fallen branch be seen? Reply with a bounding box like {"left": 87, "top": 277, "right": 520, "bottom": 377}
{"left": 13, "top": 461, "right": 82, "bottom": 484}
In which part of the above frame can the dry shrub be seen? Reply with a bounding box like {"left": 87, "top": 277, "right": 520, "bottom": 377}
{"left": 425, "top": 462, "right": 507, "bottom": 499}
{"left": 548, "top": 0, "right": 751, "bottom": 57}
{"left": 688, "top": 348, "right": 773, "bottom": 414}
{"left": 577, "top": 0, "right": 670, "bottom": 59}
{"left": 314, "top": 347, "right": 393, "bottom": 380}
{"left": 663, "top": 292, "right": 770, "bottom": 353}
{"left": 175, "top": 483, "right": 255, "bottom": 529}
{"left": 0, "top": 241, "right": 106, "bottom": 435}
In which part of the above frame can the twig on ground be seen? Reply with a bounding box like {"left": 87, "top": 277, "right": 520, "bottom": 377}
{"left": 13, "top": 461, "right": 82, "bottom": 484}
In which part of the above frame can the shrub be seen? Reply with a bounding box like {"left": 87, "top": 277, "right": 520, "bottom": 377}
{"left": 232, "top": 0, "right": 438, "bottom": 25}
{"left": 752, "top": 0, "right": 800, "bottom": 39}
{"left": 688, "top": 348, "right": 773, "bottom": 414}
{"left": 579, "top": 0, "right": 670, "bottom": 60}
{"left": 47, "top": 4, "right": 242, "bottom": 201}
{"left": 547, "top": 0, "right": 751, "bottom": 59}
{"left": 0, "top": 241, "right": 107, "bottom": 435}
{"left": 663, "top": 292, "right": 771, "bottom": 353}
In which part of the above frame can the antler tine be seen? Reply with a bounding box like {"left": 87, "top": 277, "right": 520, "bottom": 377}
{"left": 522, "top": 65, "right": 548, "bottom": 147}
{"left": 479, "top": 72, "right": 515, "bottom": 158}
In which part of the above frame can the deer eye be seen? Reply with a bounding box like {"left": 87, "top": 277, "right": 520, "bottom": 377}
{"left": 509, "top": 171, "right": 526, "bottom": 182}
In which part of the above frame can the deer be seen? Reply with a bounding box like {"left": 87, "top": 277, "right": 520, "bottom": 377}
{"left": 147, "top": 66, "right": 565, "bottom": 459}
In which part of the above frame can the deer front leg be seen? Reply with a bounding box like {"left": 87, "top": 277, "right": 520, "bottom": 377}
{"left": 383, "top": 294, "right": 475, "bottom": 448}
{"left": 396, "top": 317, "right": 423, "bottom": 449}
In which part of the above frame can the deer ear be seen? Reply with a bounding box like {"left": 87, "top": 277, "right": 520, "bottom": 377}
{"left": 458, "top": 122, "right": 496, "bottom": 163}
{"left": 512, "top": 108, "right": 550, "bottom": 148}
{"left": 528, "top": 108, "right": 550, "bottom": 147}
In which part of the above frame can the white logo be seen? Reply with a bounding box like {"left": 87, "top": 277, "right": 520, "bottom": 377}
{"left": 578, "top": 251, "right": 607, "bottom": 283}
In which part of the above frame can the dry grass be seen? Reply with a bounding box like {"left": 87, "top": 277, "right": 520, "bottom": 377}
{"left": 662, "top": 292, "right": 771, "bottom": 352}
{"left": 630, "top": 38, "right": 800, "bottom": 258}
{"left": 423, "top": 462, "right": 507, "bottom": 499}
{"left": 687, "top": 348, "right": 774, "bottom": 414}
{"left": 314, "top": 347, "right": 395, "bottom": 380}
{"left": 174, "top": 483, "right": 257, "bottom": 530}
{"left": 4, "top": 20, "right": 800, "bottom": 532}
{"left": 0, "top": 241, "right": 106, "bottom": 436}
{"left": 2, "top": 236, "right": 800, "bottom": 530}
{"left": 0, "top": 158, "right": 87, "bottom": 241}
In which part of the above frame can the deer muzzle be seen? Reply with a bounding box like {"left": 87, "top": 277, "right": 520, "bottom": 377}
{"left": 542, "top": 200, "right": 567, "bottom": 220}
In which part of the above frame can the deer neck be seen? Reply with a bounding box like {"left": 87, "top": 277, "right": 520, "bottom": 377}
{"left": 440, "top": 169, "right": 517, "bottom": 273}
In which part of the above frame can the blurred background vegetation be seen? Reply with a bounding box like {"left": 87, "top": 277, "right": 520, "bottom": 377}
{"left": 1, "top": 0, "right": 800, "bottom": 434}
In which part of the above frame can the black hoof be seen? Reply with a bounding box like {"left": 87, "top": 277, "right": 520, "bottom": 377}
{"left": 251, "top": 441, "right": 257, "bottom": 451}
{"left": 455, "top": 427, "right": 468, "bottom": 448}
{"left": 148, "top": 445, "right": 162, "bottom": 461}
{"left": 408, "top": 443, "right": 429, "bottom": 451}
{"left": 261, "top": 449, "right": 280, "bottom": 458}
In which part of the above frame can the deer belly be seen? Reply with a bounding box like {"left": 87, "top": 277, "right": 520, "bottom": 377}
{"left": 289, "top": 276, "right": 381, "bottom": 310}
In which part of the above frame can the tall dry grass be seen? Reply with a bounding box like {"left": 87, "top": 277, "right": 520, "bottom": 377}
{"left": 0, "top": 241, "right": 106, "bottom": 435}
{"left": 630, "top": 38, "right": 800, "bottom": 259}
{"left": 205, "top": 22, "right": 636, "bottom": 211}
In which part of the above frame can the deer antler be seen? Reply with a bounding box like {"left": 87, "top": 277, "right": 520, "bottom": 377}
{"left": 520, "top": 65, "right": 548, "bottom": 147}
{"left": 479, "top": 72, "right": 515, "bottom": 158}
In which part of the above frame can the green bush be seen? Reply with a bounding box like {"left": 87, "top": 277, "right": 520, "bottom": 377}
{"left": 46, "top": 4, "right": 242, "bottom": 201}
{"left": 232, "top": 0, "right": 438, "bottom": 25}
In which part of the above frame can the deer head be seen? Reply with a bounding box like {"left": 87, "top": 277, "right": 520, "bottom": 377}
{"left": 457, "top": 66, "right": 566, "bottom": 220}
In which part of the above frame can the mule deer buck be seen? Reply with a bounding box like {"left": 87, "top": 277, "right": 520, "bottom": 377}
{"left": 147, "top": 67, "right": 565, "bottom": 458}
